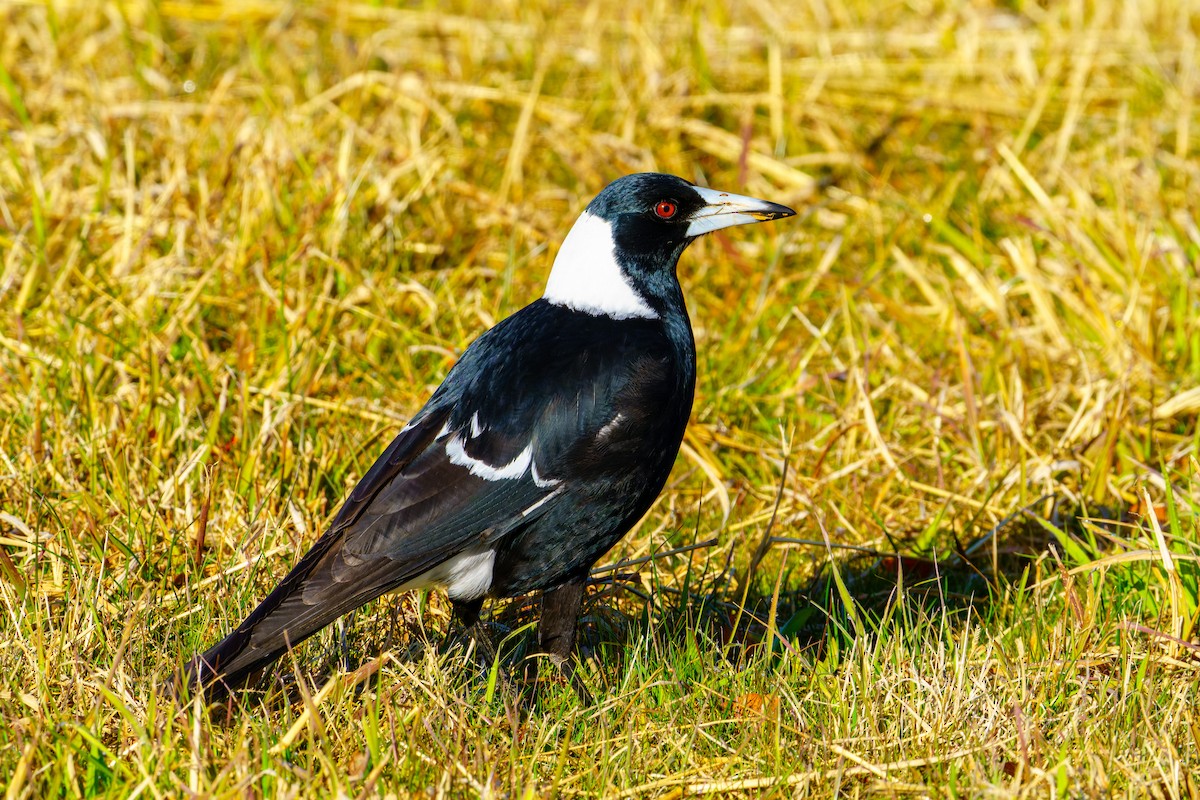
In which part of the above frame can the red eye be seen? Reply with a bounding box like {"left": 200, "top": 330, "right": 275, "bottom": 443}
{"left": 654, "top": 200, "right": 678, "bottom": 219}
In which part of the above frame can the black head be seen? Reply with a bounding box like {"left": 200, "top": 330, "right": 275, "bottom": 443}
{"left": 544, "top": 173, "right": 795, "bottom": 320}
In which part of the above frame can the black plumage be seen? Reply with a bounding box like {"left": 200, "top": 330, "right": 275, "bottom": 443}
{"left": 183, "top": 173, "right": 794, "bottom": 698}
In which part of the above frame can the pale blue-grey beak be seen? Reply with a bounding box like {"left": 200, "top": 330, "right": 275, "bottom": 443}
{"left": 685, "top": 185, "right": 796, "bottom": 237}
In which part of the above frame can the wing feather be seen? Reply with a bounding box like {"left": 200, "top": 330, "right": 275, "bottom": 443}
{"left": 187, "top": 304, "right": 687, "bottom": 694}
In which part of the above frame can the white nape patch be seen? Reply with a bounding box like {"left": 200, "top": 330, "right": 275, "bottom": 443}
{"left": 446, "top": 436, "right": 533, "bottom": 481}
{"left": 685, "top": 186, "right": 783, "bottom": 237}
{"left": 543, "top": 211, "right": 658, "bottom": 320}
{"left": 403, "top": 549, "right": 496, "bottom": 601}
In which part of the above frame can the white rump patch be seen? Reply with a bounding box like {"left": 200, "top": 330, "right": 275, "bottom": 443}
{"left": 404, "top": 549, "right": 496, "bottom": 601}
{"left": 443, "top": 549, "right": 496, "bottom": 600}
{"left": 446, "top": 435, "right": 533, "bottom": 481}
{"left": 543, "top": 211, "right": 657, "bottom": 320}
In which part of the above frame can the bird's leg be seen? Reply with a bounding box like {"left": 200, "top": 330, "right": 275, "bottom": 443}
{"left": 536, "top": 580, "right": 593, "bottom": 705}
{"left": 451, "top": 598, "right": 516, "bottom": 696}
{"left": 450, "top": 597, "right": 490, "bottom": 661}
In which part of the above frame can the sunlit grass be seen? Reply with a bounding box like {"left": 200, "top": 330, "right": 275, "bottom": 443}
{"left": 2, "top": 0, "right": 1198, "bottom": 796}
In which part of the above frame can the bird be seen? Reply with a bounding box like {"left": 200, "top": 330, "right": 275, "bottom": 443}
{"left": 182, "top": 172, "right": 795, "bottom": 700}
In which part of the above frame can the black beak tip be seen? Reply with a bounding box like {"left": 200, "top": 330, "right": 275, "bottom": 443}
{"left": 750, "top": 201, "right": 796, "bottom": 222}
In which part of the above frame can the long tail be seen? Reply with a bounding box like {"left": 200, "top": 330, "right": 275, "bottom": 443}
{"left": 180, "top": 532, "right": 349, "bottom": 698}
{"left": 180, "top": 412, "right": 458, "bottom": 698}
{"left": 179, "top": 536, "right": 441, "bottom": 698}
{"left": 183, "top": 623, "right": 282, "bottom": 698}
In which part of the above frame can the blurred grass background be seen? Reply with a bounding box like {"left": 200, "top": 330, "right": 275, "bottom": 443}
{"left": 1, "top": 0, "right": 1199, "bottom": 796}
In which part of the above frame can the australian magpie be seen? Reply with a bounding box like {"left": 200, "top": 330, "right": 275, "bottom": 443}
{"left": 183, "top": 173, "right": 794, "bottom": 699}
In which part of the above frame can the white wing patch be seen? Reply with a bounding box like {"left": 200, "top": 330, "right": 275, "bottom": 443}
{"left": 521, "top": 485, "right": 564, "bottom": 518}
{"left": 543, "top": 211, "right": 658, "bottom": 320}
{"left": 445, "top": 435, "right": 533, "bottom": 481}
{"left": 531, "top": 459, "right": 561, "bottom": 489}
{"left": 445, "top": 420, "right": 562, "bottom": 488}
{"left": 596, "top": 412, "right": 625, "bottom": 442}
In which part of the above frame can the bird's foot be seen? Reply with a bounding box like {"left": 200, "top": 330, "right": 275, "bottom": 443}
{"left": 529, "top": 580, "right": 594, "bottom": 705}
{"left": 452, "top": 620, "right": 521, "bottom": 700}
{"left": 525, "top": 653, "right": 594, "bottom": 706}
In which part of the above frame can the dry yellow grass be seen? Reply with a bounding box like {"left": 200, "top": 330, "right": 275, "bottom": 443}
{"left": 1, "top": 0, "right": 1198, "bottom": 796}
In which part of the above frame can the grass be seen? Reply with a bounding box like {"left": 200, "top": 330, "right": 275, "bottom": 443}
{"left": 1, "top": 0, "right": 1199, "bottom": 796}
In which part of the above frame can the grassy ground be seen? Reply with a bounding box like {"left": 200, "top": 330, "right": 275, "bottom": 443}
{"left": 2, "top": 0, "right": 1199, "bottom": 796}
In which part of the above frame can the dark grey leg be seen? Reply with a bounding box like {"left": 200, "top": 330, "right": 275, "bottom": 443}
{"left": 451, "top": 597, "right": 484, "bottom": 634}
{"left": 451, "top": 598, "right": 516, "bottom": 696}
{"left": 537, "top": 580, "right": 593, "bottom": 704}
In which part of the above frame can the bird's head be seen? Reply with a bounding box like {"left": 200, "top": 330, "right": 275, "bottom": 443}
{"left": 544, "top": 173, "right": 795, "bottom": 320}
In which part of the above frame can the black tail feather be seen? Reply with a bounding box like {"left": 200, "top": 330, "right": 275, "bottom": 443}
{"left": 182, "top": 628, "right": 277, "bottom": 699}
{"left": 174, "top": 408, "right": 475, "bottom": 702}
